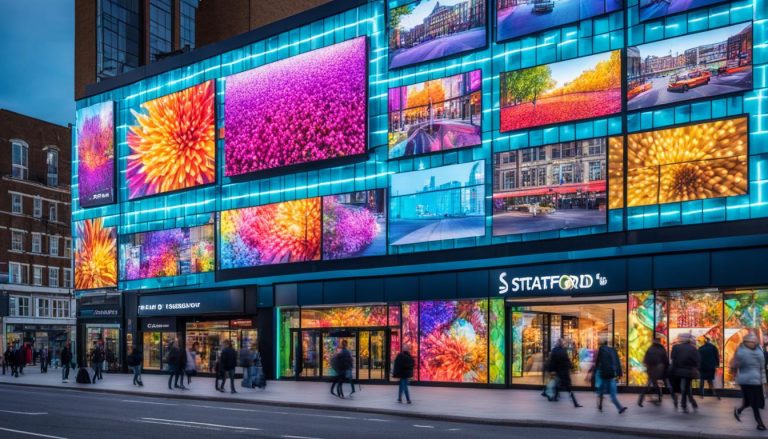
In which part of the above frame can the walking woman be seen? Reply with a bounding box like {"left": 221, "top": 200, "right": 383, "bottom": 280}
{"left": 670, "top": 333, "right": 700, "bottom": 413}
{"left": 546, "top": 338, "right": 582, "bottom": 407}
{"left": 638, "top": 337, "right": 676, "bottom": 407}
{"left": 732, "top": 333, "right": 766, "bottom": 431}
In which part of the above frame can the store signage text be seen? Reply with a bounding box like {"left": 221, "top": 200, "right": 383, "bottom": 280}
{"left": 146, "top": 323, "right": 171, "bottom": 329}
{"left": 92, "top": 309, "right": 118, "bottom": 317}
{"left": 138, "top": 302, "right": 201, "bottom": 312}
{"left": 498, "top": 272, "right": 608, "bottom": 294}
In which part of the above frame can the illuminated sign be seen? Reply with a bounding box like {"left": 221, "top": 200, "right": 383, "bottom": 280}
{"left": 492, "top": 260, "right": 626, "bottom": 296}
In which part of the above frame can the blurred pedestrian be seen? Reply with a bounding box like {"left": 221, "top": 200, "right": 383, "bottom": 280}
{"left": 40, "top": 346, "right": 49, "bottom": 373}
{"left": 220, "top": 340, "right": 237, "bottom": 394}
{"left": 185, "top": 342, "right": 199, "bottom": 387}
{"left": 638, "top": 337, "right": 676, "bottom": 407}
{"left": 671, "top": 333, "right": 700, "bottom": 413}
{"left": 698, "top": 336, "right": 720, "bottom": 399}
{"left": 60, "top": 342, "right": 73, "bottom": 383}
{"left": 732, "top": 333, "right": 766, "bottom": 431}
{"left": 126, "top": 345, "right": 143, "bottom": 387}
{"left": 166, "top": 340, "right": 185, "bottom": 390}
{"left": 393, "top": 344, "right": 414, "bottom": 404}
{"left": 330, "top": 340, "right": 353, "bottom": 398}
{"left": 547, "top": 338, "right": 582, "bottom": 407}
{"left": 594, "top": 338, "right": 627, "bottom": 414}
{"left": 90, "top": 342, "right": 104, "bottom": 383}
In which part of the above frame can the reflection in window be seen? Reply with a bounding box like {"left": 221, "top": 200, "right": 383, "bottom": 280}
{"left": 149, "top": 0, "right": 173, "bottom": 61}
{"left": 97, "top": 0, "right": 141, "bottom": 81}
{"left": 180, "top": 0, "right": 198, "bottom": 49}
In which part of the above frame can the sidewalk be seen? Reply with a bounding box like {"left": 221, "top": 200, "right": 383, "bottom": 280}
{"left": 0, "top": 367, "right": 762, "bottom": 438}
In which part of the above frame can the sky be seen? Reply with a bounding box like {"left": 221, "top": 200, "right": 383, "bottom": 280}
{"left": 391, "top": 160, "right": 485, "bottom": 196}
{"left": 634, "top": 22, "right": 751, "bottom": 58}
{"left": 397, "top": 0, "right": 468, "bottom": 31}
{"left": 0, "top": 0, "right": 74, "bottom": 127}
{"left": 547, "top": 50, "right": 615, "bottom": 89}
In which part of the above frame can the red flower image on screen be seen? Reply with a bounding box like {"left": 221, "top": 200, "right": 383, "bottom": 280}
{"left": 500, "top": 50, "right": 622, "bottom": 132}
{"left": 224, "top": 37, "right": 367, "bottom": 176}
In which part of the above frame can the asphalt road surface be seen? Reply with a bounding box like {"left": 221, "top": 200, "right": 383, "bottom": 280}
{"left": 0, "top": 384, "right": 653, "bottom": 439}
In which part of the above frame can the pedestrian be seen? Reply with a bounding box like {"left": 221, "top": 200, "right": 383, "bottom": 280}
{"left": 392, "top": 344, "right": 415, "bottom": 404}
{"left": 546, "top": 338, "right": 582, "bottom": 407}
{"left": 239, "top": 343, "right": 254, "bottom": 388}
{"left": 185, "top": 342, "right": 199, "bottom": 386}
{"left": 16, "top": 343, "right": 27, "bottom": 376}
{"left": 40, "top": 346, "right": 49, "bottom": 373}
{"left": 126, "top": 345, "right": 143, "bottom": 387}
{"left": 219, "top": 340, "right": 237, "bottom": 394}
{"left": 732, "top": 333, "right": 766, "bottom": 431}
{"left": 60, "top": 342, "right": 73, "bottom": 383}
{"left": 670, "top": 333, "right": 700, "bottom": 413}
{"left": 594, "top": 338, "right": 627, "bottom": 414}
{"left": 25, "top": 343, "right": 32, "bottom": 367}
{"left": 251, "top": 347, "right": 266, "bottom": 389}
{"left": 90, "top": 342, "right": 104, "bottom": 382}
{"left": 330, "top": 340, "right": 353, "bottom": 398}
{"left": 166, "top": 340, "right": 185, "bottom": 390}
{"left": 638, "top": 337, "right": 676, "bottom": 407}
{"left": 698, "top": 336, "right": 720, "bottom": 399}
{"left": 1, "top": 346, "right": 10, "bottom": 375}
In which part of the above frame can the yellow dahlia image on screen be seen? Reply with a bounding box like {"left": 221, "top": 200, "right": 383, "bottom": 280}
{"left": 626, "top": 117, "right": 748, "bottom": 207}
{"left": 75, "top": 218, "right": 117, "bottom": 290}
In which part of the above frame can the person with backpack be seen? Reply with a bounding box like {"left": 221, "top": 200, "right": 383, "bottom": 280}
{"left": 239, "top": 343, "right": 254, "bottom": 388}
{"left": 670, "top": 333, "right": 700, "bottom": 413}
{"left": 638, "top": 337, "right": 675, "bottom": 407}
{"left": 731, "top": 333, "right": 766, "bottom": 431}
{"left": 90, "top": 342, "right": 104, "bottom": 383}
{"left": 60, "top": 342, "right": 73, "bottom": 383}
{"left": 594, "top": 338, "right": 627, "bottom": 414}
{"left": 220, "top": 340, "right": 238, "bottom": 394}
{"left": 330, "top": 340, "right": 353, "bottom": 398}
{"left": 698, "top": 336, "right": 720, "bottom": 399}
{"left": 546, "top": 338, "right": 582, "bottom": 407}
{"left": 392, "top": 344, "right": 415, "bottom": 404}
{"left": 126, "top": 345, "right": 143, "bottom": 386}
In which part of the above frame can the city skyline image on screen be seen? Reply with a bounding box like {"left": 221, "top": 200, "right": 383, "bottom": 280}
{"left": 388, "top": 0, "right": 487, "bottom": 69}
{"left": 500, "top": 50, "right": 622, "bottom": 132}
{"left": 497, "top": 0, "right": 622, "bottom": 42}
{"left": 224, "top": 37, "right": 367, "bottom": 176}
{"left": 76, "top": 101, "right": 115, "bottom": 208}
{"left": 627, "top": 22, "right": 753, "bottom": 112}
{"left": 388, "top": 70, "right": 482, "bottom": 159}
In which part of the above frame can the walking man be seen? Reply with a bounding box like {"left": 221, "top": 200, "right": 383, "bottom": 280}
{"left": 2, "top": 345, "right": 12, "bottom": 375}
{"left": 219, "top": 340, "right": 237, "bottom": 394}
{"left": 732, "top": 333, "right": 766, "bottom": 431}
{"left": 698, "top": 336, "right": 720, "bottom": 399}
{"left": 166, "top": 340, "right": 185, "bottom": 390}
{"left": 638, "top": 337, "right": 676, "bottom": 407}
{"left": 594, "top": 338, "right": 627, "bottom": 414}
{"left": 330, "top": 340, "right": 353, "bottom": 398}
{"left": 90, "top": 342, "right": 104, "bottom": 383}
{"left": 671, "top": 333, "right": 700, "bottom": 413}
{"left": 392, "top": 344, "right": 415, "bottom": 404}
{"left": 127, "top": 345, "right": 143, "bottom": 386}
{"left": 60, "top": 342, "right": 73, "bottom": 383}
{"left": 547, "top": 338, "right": 582, "bottom": 407}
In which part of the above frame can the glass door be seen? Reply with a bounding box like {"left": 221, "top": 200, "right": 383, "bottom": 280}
{"left": 321, "top": 331, "right": 356, "bottom": 379}
{"left": 299, "top": 330, "right": 320, "bottom": 377}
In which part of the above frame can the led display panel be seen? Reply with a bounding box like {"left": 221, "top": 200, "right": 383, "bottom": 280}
{"left": 74, "top": 218, "right": 117, "bottom": 290}
{"left": 120, "top": 221, "right": 215, "bottom": 280}
{"left": 625, "top": 117, "right": 748, "bottom": 207}
{"left": 626, "top": 22, "right": 753, "bottom": 112}
{"left": 126, "top": 80, "right": 216, "bottom": 199}
{"left": 497, "top": 0, "right": 622, "bottom": 42}
{"left": 389, "top": 160, "right": 485, "bottom": 245}
{"left": 76, "top": 101, "right": 115, "bottom": 208}
{"left": 322, "top": 189, "right": 387, "bottom": 260}
{"left": 388, "top": 0, "right": 487, "bottom": 69}
{"left": 225, "top": 37, "right": 367, "bottom": 176}
{"left": 388, "top": 70, "right": 482, "bottom": 159}
{"left": 639, "top": 0, "right": 725, "bottom": 22}
{"left": 220, "top": 198, "right": 322, "bottom": 269}
{"left": 492, "top": 138, "right": 607, "bottom": 236}
{"left": 500, "top": 50, "right": 622, "bottom": 132}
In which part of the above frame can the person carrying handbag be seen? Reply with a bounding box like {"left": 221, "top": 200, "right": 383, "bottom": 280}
{"left": 732, "top": 333, "right": 766, "bottom": 431}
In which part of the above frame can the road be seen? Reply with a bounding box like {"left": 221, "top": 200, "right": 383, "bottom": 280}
{"left": 627, "top": 70, "right": 752, "bottom": 111}
{"left": 0, "top": 384, "right": 653, "bottom": 439}
{"left": 492, "top": 209, "right": 605, "bottom": 236}
{"left": 390, "top": 216, "right": 485, "bottom": 245}
{"left": 639, "top": 0, "right": 719, "bottom": 21}
{"left": 389, "top": 28, "right": 486, "bottom": 69}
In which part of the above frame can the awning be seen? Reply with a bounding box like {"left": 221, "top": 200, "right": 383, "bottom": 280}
{"left": 493, "top": 181, "right": 607, "bottom": 199}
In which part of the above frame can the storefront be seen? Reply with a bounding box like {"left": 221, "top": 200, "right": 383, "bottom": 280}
{"left": 77, "top": 296, "right": 123, "bottom": 371}
{"left": 5, "top": 324, "right": 75, "bottom": 367}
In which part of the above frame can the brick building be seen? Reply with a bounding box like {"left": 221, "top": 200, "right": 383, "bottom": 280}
{"left": 0, "top": 109, "right": 75, "bottom": 365}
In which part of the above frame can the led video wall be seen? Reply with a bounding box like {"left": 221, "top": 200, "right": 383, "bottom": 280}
{"left": 388, "top": 0, "right": 487, "bottom": 69}
{"left": 497, "top": 0, "right": 622, "bottom": 42}
{"left": 225, "top": 37, "right": 367, "bottom": 176}
{"left": 389, "top": 161, "right": 486, "bottom": 246}
{"left": 120, "top": 220, "right": 215, "bottom": 280}
{"left": 388, "top": 70, "right": 482, "bottom": 159}
{"left": 76, "top": 101, "right": 115, "bottom": 208}
{"left": 627, "top": 22, "right": 753, "bottom": 112}
{"left": 624, "top": 117, "right": 748, "bottom": 207}
{"left": 492, "top": 138, "right": 607, "bottom": 236}
{"left": 126, "top": 80, "right": 216, "bottom": 199}
{"left": 323, "top": 189, "right": 387, "bottom": 260}
{"left": 74, "top": 218, "right": 117, "bottom": 290}
{"left": 500, "top": 50, "right": 622, "bottom": 132}
{"left": 638, "top": 0, "right": 725, "bottom": 22}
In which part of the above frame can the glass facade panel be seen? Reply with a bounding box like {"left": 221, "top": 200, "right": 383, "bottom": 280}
{"left": 97, "top": 0, "right": 141, "bottom": 81}
{"left": 149, "top": 0, "right": 173, "bottom": 61}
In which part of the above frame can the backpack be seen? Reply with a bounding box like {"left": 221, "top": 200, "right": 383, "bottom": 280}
{"left": 76, "top": 367, "right": 91, "bottom": 384}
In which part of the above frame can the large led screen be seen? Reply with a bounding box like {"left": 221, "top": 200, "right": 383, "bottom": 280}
{"left": 625, "top": 117, "right": 748, "bottom": 207}
{"left": 225, "top": 37, "right": 367, "bottom": 176}
{"left": 497, "top": 0, "right": 622, "bottom": 42}
{"left": 74, "top": 218, "right": 117, "bottom": 290}
{"left": 76, "top": 101, "right": 115, "bottom": 208}
{"left": 626, "top": 22, "right": 753, "bottom": 112}
{"left": 220, "top": 198, "right": 322, "bottom": 269}
{"left": 322, "top": 189, "right": 387, "bottom": 260}
{"left": 419, "top": 299, "right": 489, "bottom": 383}
{"left": 120, "top": 221, "right": 215, "bottom": 280}
{"left": 388, "top": 70, "right": 482, "bottom": 159}
{"left": 492, "top": 138, "right": 607, "bottom": 236}
{"left": 388, "top": 0, "right": 487, "bottom": 69}
{"left": 500, "top": 50, "right": 621, "bottom": 132}
{"left": 126, "top": 80, "right": 216, "bottom": 199}
{"left": 300, "top": 306, "right": 389, "bottom": 328}
{"left": 390, "top": 160, "right": 485, "bottom": 246}
{"left": 639, "top": 0, "right": 724, "bottom": 22}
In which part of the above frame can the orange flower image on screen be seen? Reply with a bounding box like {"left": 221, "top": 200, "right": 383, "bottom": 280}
{"left": 75, "top": 218, "right": 117, "bottom": 289}
{"left": 608, "top": 136, "right": 624, "bottom": 209}
{"left": 626, "top": 117, "right": 748, "bottom": 207}
{"left": 126, "top": 80, "right": 216, "bottom": 199}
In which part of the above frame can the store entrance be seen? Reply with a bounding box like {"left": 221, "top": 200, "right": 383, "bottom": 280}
{"left": 509, "top": 297, "right": 627, "bottom": 386}
{"left": 293, "top": 328, "right": 389, "bottom": 381}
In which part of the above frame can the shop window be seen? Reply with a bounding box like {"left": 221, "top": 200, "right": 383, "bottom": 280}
{"left": 723, "top": 289, "right": 768, "bottom": 389}
{"left": 184, "top": 321, "right": 258, "bottom": 374}
{"left": 86, "top": 325, "right": 121, "bottom": 372}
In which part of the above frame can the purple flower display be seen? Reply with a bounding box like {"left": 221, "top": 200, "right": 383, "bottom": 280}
{"left": 76, "top": 101, "right": 114, "bottom": 207}
{"left": 225, "top": 37, "right": 368, "bottom": 176}
{"left": 322, "top": 189, "right": 386, "bottom": 260}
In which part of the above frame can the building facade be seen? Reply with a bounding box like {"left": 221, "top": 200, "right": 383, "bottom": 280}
{"left": 0, "top": 109, "right": 75, "bottom": 365}
{"left": 73, "top": 0, "right": 767, "bottom": 391}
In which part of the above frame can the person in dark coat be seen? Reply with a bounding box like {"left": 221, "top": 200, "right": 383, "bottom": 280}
{"left": 546, "top": 338, "right": 582, "bottom": 407}
{"left": 166, "top": 340, "right": 186, "bottom": 390}
{"left": 60, "top": 342, "right": 73, "bottom": 383}
{"left": 670, "top": 333, "right": 700, "bottom": 412}
{"left": 90, "top": 342, "right": 104, "bottom": 382}
{"left": 16, "top": 343, "right": 26, "bottom": 376}
{"left": 330, "top": 340, "right": 353, "bottom": 399}
{"left": 219, "top": 340, "right": 238, "bottom": 394}
{"left": 698, "top": 336, "right": 720, "bottom": 399}
{"left": 3, "top": 346, "right": 14, "bottom": 376}
{"left": 638, "top": 337, "right": 676, "bottom": 407}
{"left": 392, "top": 344, "right": 415, "bottom": 404}
{"left": 594, "top": 339, "right": 627, "bottom": 414}
{"left": 126, "top": 345, "right": 143, "bottom": 386}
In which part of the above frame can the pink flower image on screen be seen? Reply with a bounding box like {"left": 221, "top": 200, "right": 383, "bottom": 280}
{"left": 322, "top": 191, "right": 386, "bottom": 260}
{"left": 77, "top": 101, "right": 114, "bottom": 207}
{"left": 224, "top": 37, "right": 367, "bottom": 176}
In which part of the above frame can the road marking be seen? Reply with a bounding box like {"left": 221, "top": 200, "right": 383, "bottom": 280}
{"left": 0, "top": 427, "right": 68, "bottom": 439}
{"left": 135, "top": 420, "right": 222, "bottom": 431}
{"left": 413, "top": 424, "right": 435, "bottom": 428}
{"left": 448, "top": 428, "right": 462, "bottom": 431}
{"left": 0, "top": 409, "right": 48, "bottom": 415}
{"left": 121, "top": 400, "right": 177, "bottom": 406}
{"left": 363, "top": 418, "right": 390, "bottom": 422}
{"left": 188, "top": 404, "right": 260, "bottom": 412}
{"left": 140, "top": 418, "right": 262, "bottom": 431}
{"left": 281, "top": 436, "right": 323, "bottom": 439}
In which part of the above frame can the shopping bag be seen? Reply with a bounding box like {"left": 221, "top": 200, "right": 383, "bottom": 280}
{"left": 545, "top": 376, "right": 558, "bottom": 400}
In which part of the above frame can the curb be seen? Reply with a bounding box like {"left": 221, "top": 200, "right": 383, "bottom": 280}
{"left": 0, "top": 381, "right": 756, "bottom": 439}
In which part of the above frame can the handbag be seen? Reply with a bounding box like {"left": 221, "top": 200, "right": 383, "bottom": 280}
{"left": 545, "top": 375, "right": 559, "bottom": 400}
